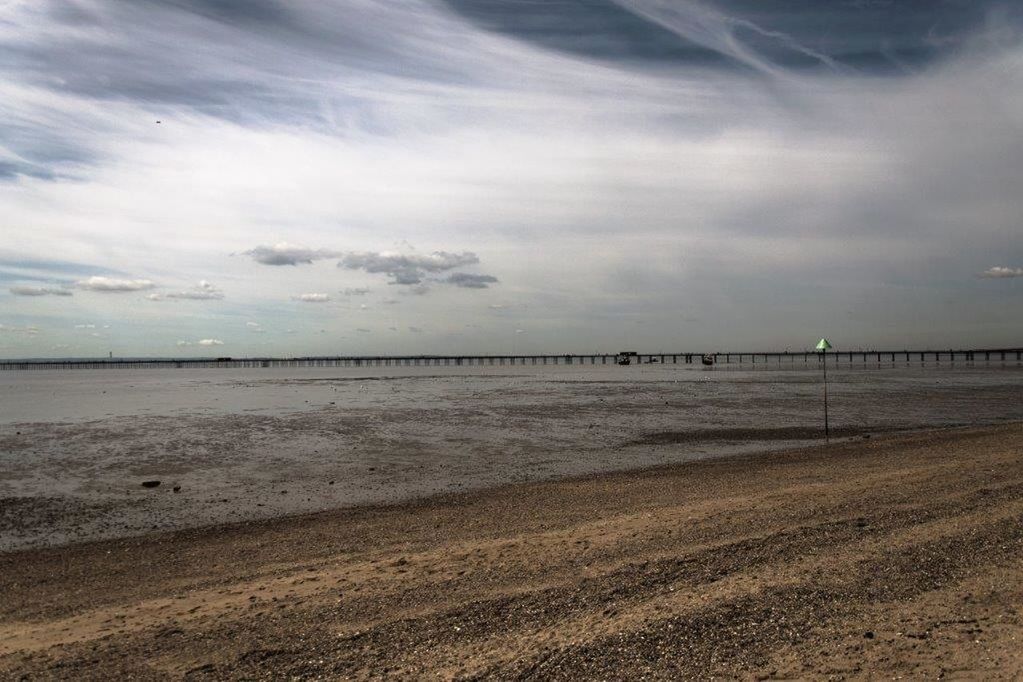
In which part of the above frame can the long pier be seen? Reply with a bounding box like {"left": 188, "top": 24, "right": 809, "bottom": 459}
{"left": 1, "top": 348, "right": 1021, "bottom": 371}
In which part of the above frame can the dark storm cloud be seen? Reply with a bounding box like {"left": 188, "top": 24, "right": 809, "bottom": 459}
{"left": 442, "top": 0, "right": 1016, "bottom": 73}
{"left": 442, "top": 0, "right": 728, "bottom": 67}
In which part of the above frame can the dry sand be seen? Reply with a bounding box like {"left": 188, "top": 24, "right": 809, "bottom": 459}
{"left": 1, "top": 423, "right": 1021, "bottom": 679}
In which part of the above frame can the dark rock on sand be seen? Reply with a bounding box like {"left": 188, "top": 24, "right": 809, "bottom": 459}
{"left": 141, "top": 481, "right": 161, "bottom": 489}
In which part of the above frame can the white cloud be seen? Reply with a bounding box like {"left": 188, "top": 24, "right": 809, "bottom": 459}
{"left": 9, "top": 285, "right": 72, "bottom": 297}
{"left": 338, "top": 250, "right": 480, "bottom": 285}
{"left": 246, "top": 321, "right": 261, "bottom": 327}
{"left": 293, "top": 293, "right": 331, "bottom": 303}
{"left": 74, "top": 323, "right": 96, "bottom": 329}
{"left": 176, "top": 340, "right": 192, "bottom": 347}
{"left": 980, "top": 266, "right": 1023, "bottom": 279}
{"left": 164, "top": 280, "right": 224, "bottom": 300}
{"left": 197, "top": 338, "right": 224, "bottom": 346}
{"left": 76, "top": 276, "right": 155, "bottom": 292}
{"left": 244, "top": 243, "right": 342, "bottom": 266}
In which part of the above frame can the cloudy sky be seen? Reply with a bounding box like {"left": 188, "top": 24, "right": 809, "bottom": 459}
{"left": 1, "top": 0, "right": 1021, "bottom": 358}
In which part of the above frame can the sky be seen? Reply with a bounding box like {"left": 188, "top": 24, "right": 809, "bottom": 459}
{"left": 1, "top": 0, "right": 1021, "bottom": 358}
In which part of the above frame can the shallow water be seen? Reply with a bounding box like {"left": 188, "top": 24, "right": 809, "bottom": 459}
{"left": 1, "top": 362, "right": 1020, "bottom": 550}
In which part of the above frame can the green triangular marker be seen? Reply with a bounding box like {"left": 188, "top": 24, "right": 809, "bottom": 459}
{"left": 816, "top": 338, "right": 832, "bottom": 351}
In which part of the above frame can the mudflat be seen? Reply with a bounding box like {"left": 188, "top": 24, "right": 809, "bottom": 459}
{"left": 1, "top": 423, "right": 1022, "bottom": 679}
{"left": 3, "top": 365, "right": 1022, "bottom": 553}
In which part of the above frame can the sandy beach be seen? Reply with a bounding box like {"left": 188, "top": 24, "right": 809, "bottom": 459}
{"left": 1, "top": 422, "right": 1021, "bottom": 679}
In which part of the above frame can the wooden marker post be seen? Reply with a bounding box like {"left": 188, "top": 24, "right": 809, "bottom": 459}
{"left": 816, "top": 338, "right": 832, "bottom": 442}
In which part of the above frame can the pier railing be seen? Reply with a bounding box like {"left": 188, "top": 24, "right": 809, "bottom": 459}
{"left": 1, "top": 349, "right": 1021, "bottom": 371}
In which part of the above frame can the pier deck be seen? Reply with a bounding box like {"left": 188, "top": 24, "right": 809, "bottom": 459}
{"left": 2, "top": 348, "right": 1021, "bottom": 371}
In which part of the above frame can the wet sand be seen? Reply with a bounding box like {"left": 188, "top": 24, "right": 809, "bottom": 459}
{"left": 1, "top": 423, "right": 1021, "bottom": 679}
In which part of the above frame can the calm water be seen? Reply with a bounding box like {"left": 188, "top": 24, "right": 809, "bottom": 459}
{"left": 1, "top": 361, "right": 1021, "bottom": 425}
